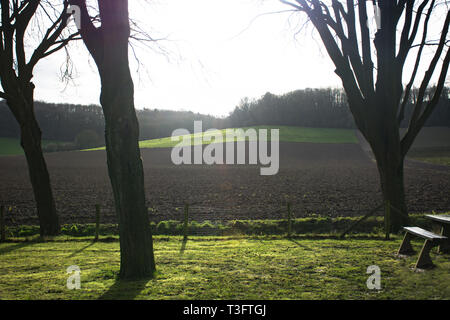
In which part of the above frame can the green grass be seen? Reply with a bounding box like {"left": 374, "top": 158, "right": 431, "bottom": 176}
{"left": 2, "top": 127, "right": 357, "bottom": 154}
{"left": 251, "top": 126, "right": 358, "bottom": 144}
{"left": 0, "top": 138, "right": 60, "bottom": 156}
{"left": 0, "top": 138, "right": 25, "bottom": 156}
{"left": 0, "top": 235, "right": 449, "bottom": 299}
{"left": 86, "top": 126, "right": 357, "bottom": 151}
{"left": 4, "top": 213, "right": 442, "bottom": 238}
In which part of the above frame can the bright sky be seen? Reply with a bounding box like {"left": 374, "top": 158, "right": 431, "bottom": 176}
{"left": 32, "top": 0, "right": 342, "bottom": 117}
{"left": 31, "top": 0, "right": 447, "bottom": 117}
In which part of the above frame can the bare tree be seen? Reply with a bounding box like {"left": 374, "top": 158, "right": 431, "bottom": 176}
{"left": 0, "top": 0, "right": 79, "bottom": 236}
{"left": 280, "top": 0, "right": 450, "bottom": 231}
{"left": 68, "top": 0, "right": 155, "bottom": 279}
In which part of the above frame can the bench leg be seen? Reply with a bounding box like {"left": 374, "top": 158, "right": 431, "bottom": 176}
{"left": 438, "top": 226, "right": 450, "bottom": 254}
{"left": 398, "top": 232, "right": 415, "bottom": 255}
{"left": 415, "top": 240, "right": 436, "bottom": 269}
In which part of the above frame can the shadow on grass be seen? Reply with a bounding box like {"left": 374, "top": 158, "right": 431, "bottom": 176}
{"left": 67, "top": 241, "right": 95, "bottom": 258}
{"left": 180, "top": 236, "right": 188, "bottom": 255}
{"left": 99, "top": 277, "right": 153, "bottom": 300}
{"left": 287, "top": 238, "right": 314, "bottom": 251}
{"left": 0, "top": 241, "right": 36, "bottom": 255}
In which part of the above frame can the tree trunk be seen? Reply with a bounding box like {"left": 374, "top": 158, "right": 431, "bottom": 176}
{"left": 100, "top": 70, "right": 156, "bottom": 279}
{"left": 9, "top": 96, "right": 59, "bottom": 236}
{"left": 95, "top": 4, "right": 155, "bottom": 278}
{"left": 370, "top": 4, "right": 408, "bottom": 233}
{"left": 72, "top": 0, "right": 155, "bottom": 278}
{"left": 369, "top": 107, "right": 409, "bottom": 232}
{"left": 376, "top": 155, "right": 409, "bottom": 232}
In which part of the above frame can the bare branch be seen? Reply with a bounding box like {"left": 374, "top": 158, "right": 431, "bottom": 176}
{"left": 279, "top": 0, "right": 304, "bottom": 11}
{"left": 27, "top": 1, "right": 71, "bottom": 71}
{"left": 398, "top": 0, "right": 436, "bottom": 125}
{"left": 0, "top": 90, "right": 8, "bottom": 99}
{"left": 68, "top": 0, "right": 102, "bottom": 62}
{"left": 357, "top": 0, "right": 374, "bottom": 98}
{"left": 401, "top": 9, "right": 450, "bottom": 154}
{"left": 397, "top": 0, "right": 431, "bottom": 64}
{"left": 41, "top": 31, "right": 81, "bottom": 58}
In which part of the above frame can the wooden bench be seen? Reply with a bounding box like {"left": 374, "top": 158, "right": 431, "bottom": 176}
{"left": 425, "top": 215, "right": 450, "bottom": 254}
{"left": 397, "top": 227, "right": 447, "bottom": 269}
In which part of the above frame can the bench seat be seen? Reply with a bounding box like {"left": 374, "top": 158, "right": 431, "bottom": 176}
{"left": 398, "top": 227, "right": 448, "bottom": 269}
{"left": 402, "top": 227, "right": 447, "bottom": 240}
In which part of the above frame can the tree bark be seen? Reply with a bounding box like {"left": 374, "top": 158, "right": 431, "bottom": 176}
{"left": 369, "top": 2, "right": 408, "bottom": 233}
{"left": 368, "top": 96, "right": 409, "bottom": 232}
{"left": 375, "top": 151, "right": 409, "bottom": 232}
{"left": 100, "top": 62, "right": 156, "bottom": 278}
{"left": 76, "top": 0, "right": 156, "bottom": 279}
{"left": 7, "top": 89, "right": 59, "bottom": 236}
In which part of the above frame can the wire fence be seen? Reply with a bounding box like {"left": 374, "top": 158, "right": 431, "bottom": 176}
{"left": 0, "top": 199, "right": 436, "bottom": 241}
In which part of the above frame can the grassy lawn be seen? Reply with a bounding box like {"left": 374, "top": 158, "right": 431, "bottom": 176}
{"left": 86, "top": 126, "right": 357, "bottom": 151}
{"left": 0, "top": 235, "right": 449, "bottom": 300}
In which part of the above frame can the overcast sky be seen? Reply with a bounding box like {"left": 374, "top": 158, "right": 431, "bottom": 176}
{"left": 32, "top": 0, "right": 447, "bottom": 117}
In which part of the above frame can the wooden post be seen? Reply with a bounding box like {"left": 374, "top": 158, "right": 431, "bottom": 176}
{"left": 95, "top": 204, "right": 100, "bottom": 241}
{"left": 287, "top": 202, "right": 292, "bottom": 238}
{"left": 183, "top": 204, "right": 189, "bottom": 241}
{"left": 0, "top": 205, "right": 5, "bottom": 242}
{"left": 385, "top": 200, "right": 391, "bottom": 240}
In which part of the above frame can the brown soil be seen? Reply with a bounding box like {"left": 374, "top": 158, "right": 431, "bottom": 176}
{"left": 0, "top": 142, "right": 449, "bottom": 226}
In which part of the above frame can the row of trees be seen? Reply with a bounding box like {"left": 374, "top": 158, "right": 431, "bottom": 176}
{"left": 2, "top": 86, "right": 448, "bottom": 149}
{"left": 0, "top": 0, "right": 448, "bottom": 279}
{"left": 227, "top": 87, "right": 450, "bottom": 129}
{"left": 0, "top": 101, "right": 222, "bottom": 140}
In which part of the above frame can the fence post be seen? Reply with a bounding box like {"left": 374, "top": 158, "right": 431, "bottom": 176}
{"left": 95, "top": 204, "right": 100, "bottom": 241}
{"left": 0, "top": 205, "right": 5, "bottom": 242}
{"left": 287, "top": 202, "right": 292, "bottom": 238}
{"left": 183, "top": 203, "right": 189, "bottom": 241}
{"left": 385, "top": 200, "right": 391, "bottom": 240}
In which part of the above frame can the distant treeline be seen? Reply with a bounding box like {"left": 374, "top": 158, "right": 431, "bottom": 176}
{"left": 226, "top": 87, "right": 450, "bottom": 129}
{"left": 1, "top": 87, "right": 449, "bottom": 149}
{"left": 0, "top": 101, "right": 222, "bottom": 150}
{"left": 226, "top": 88, "right": 355, "bottom": 128}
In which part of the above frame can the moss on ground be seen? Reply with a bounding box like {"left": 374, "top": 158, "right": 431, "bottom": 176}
{"left": 0, "top": 236, "right": 449, "bottom": 300}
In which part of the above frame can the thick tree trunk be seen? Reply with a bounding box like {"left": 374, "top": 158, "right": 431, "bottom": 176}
{"left": 369, "top": 4, "right": 408, "bottom": 233}
{"left": 368, "top": 98, "right": 410, "bottom": 232}
{"left": 376, "top": 154, "right": 409, "bottom": 232}
{"left": 9, "top": 96, "right": 59, "bottom": 236}
{"left": 95, "top": 6, "right": 155, "bottom": 279}
{"left": 100, "top": 68, "right": 156, "bottom": 279}
{"left": 72, "top": 0, "right": 155, "bottom": 278}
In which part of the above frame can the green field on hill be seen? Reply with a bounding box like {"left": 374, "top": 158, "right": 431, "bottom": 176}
{"left": 0, "top": 138, "right": 60, "bottom": 156}
{"left": 0, "top": 138, "right": 25, "bottom": 156}
{"left": 0, "top": 127, "right": 358, "bottom": 156}
{"left": 87, "top": 126, "right": 358, "bottom": 151}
